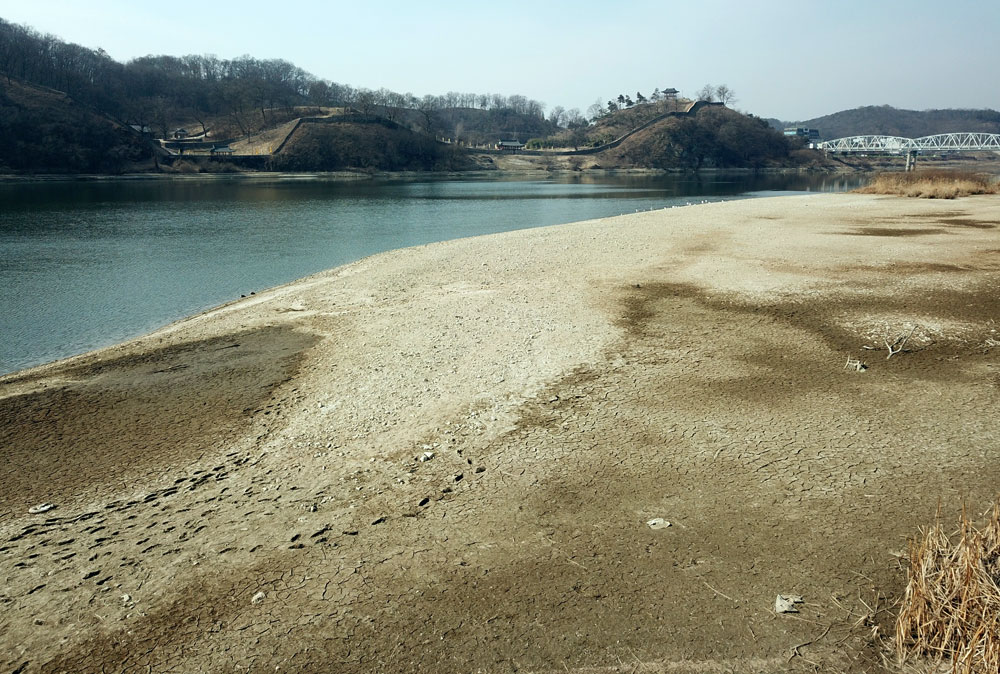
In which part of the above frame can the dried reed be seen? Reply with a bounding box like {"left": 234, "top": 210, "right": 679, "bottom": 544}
{"left": 856, "top": 171, "right": 998, "bottom": 199}
{"left": 895, "top": 501, "right": 1000, "bottom": 673}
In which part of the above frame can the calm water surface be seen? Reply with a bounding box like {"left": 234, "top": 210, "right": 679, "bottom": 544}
{"left": 0, "top": 173, "right": 863, "bottom": 374}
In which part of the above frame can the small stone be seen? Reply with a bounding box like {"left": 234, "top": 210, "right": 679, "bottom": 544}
{"left": 646, "top": 518, "right": 671, "bottom": 530}
{"left": 121, "top": 593, "right": 132, "bottom": 605}
{"left": 419, "top": 451, "right": 435, "bottom": 462}
{"left": 775, "top": 594, "right": 804, "bottom": 613}
{"left": 251, "top": 591, "right": 266, "bottom": 605}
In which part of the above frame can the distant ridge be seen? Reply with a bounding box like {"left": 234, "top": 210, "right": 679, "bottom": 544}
{"left": 771, "top": 105, "right": 1000, "bottom": 140}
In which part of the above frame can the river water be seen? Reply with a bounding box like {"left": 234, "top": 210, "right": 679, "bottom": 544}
{"left": 0, "top": 172, "right": 863, "bottom": 374}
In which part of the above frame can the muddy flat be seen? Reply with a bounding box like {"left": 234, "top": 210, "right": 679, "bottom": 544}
{"left": 1, "top": 193, "right": 999, "bottom": 673}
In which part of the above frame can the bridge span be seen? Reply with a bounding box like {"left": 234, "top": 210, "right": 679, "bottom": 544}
{"left": 816, "top": 133, "right": 1000, "bottom": 154}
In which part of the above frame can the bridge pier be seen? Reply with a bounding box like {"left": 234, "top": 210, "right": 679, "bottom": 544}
{"left": 905, "top": 150, "right": 917, "bottom": 172}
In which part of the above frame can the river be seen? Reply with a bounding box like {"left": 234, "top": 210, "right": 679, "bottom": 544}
{"left": 0, "top": 172, "right": 864, "bottom": 374}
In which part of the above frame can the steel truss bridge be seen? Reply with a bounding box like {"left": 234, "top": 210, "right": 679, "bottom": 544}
{"left": 816, "top": 133, "right": 1000, "bottom": 154}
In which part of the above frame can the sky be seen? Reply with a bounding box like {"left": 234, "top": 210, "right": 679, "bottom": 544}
{"left": 1, "top": 0, "right": 998, "bottom": 122}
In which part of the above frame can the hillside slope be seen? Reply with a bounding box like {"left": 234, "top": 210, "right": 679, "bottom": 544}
{"left": 271, "top": 118, "right": 473, "bottom": 171}
{"left": 602, "top": 105, "right": 795, "bottom": 169}
{"left": 0, "top": 77, "right": 149, "bottom": 173}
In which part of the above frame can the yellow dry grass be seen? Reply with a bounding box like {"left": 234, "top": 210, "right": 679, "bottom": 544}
{"left": 896, "top": 501, "right": 1000, "bottom": 673}
{"left": 856, "top": 170, "right": 999, "bottom": 199}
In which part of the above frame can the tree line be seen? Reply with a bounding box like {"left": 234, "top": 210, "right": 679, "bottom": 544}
{"left": 0, "top": 17, "right": 548, "bottom": 141}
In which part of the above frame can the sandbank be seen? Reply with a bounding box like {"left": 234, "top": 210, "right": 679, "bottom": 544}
{"left": 2, "top": 193, "right": 999, "bottom": 672}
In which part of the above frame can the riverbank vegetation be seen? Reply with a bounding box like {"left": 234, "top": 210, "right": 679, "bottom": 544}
{"left": 856, "top": 170, "right": 999, "bottom": 198}
{"left": 896, "top": 501, "right": 1000, "bottom": 673}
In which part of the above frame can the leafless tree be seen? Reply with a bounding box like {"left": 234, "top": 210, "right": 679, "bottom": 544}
{"left": 715, "top": 84, "right": 736, "bottom": 106}
{"left": 697, "top": 84, "right": 716, "bottom": 102}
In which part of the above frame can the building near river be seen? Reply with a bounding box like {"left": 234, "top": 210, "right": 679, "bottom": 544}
{"left": 784, "top": 127, "right": 820, "bottom": 142}
{"left": 495, "top": 139, "right": 526, "bottom": 151}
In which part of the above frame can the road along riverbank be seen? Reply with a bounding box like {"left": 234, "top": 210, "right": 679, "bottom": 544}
{"left": 2, "top": 193, "right": 999, "bottom": 672}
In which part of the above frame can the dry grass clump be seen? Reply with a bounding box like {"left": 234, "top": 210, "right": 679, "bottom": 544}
{"left": 857, "top": 170, "right": 998, "bottom": 199}
{"left": 896, "top": 502, "right": 1000, "bottom": 672}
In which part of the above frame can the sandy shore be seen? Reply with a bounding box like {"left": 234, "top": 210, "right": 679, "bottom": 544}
{"left": 2, "top": 193, "right": 999, "bottom": 673}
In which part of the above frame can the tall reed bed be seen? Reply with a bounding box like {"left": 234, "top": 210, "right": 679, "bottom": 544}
{"left": 896, "top": 502, "right": 1000, "bottom": 672}
{"left": 857, "top": 170, "right": 998, "bottom": 199}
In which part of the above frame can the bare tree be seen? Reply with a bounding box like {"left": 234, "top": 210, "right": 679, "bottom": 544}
{"left": 548, "top": 105, "right": 566, "bottom": 127}
{"left": 697, "top": 84, "right": 716, "bottom": 102}
{"left": 715, "top": 84, "right": 736, "bottom": 106}
{"left": 564, "top": 108, "right": 585, "bottom": 127}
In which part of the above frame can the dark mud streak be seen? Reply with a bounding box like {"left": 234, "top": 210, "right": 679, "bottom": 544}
{"left": 840, "top": 227, "right": 949, "bottom": 237}
{"left": 0, "top": 327, "right": 319, "bottom": 515}
{"left": 938, "top": 218, "right": 999, "bottom": 229}
{"left": 614, "top": 277, "right": 1000, "bottom": 392}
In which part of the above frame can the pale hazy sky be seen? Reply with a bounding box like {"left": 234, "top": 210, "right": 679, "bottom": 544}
{"left": 1, "top": 0, "right": 997, "bottom": 121}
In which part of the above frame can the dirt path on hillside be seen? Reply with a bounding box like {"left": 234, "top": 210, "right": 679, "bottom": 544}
{"left": 1, "top": 194, "right": 999, "bottom": 673}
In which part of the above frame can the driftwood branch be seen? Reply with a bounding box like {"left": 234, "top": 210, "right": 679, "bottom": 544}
{"left": 885, "top": 324, "right": 917, "bottom": 359}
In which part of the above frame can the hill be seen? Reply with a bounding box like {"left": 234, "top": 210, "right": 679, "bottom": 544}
{"left": 0, "top": 16, "right": 552, "bottom": 173}
{"left": 270, "top": 117, "right": 473, "bottom": 172}
{"left": 777, "top": 106, "right": 1000, "bottom": 140}
{"left": 0, "top": 77, "right": 149, "bottom": 173}
{"left": 598, "top": 104, "right": 798, "bottom": 169}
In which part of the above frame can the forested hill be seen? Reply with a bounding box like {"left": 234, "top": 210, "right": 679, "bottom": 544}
{"left": 773, "top": 106, "right": 1000, "bottom": 139}
{"left": 0, "top": 76, "right": 150, "bottom": 173}
{"left": 1, "top": 15, "right": 817, "bottom": 173}
{"left": 0, "top": 16, "right": 555, "bottom": 170}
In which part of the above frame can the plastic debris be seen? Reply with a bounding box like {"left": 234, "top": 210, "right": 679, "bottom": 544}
{"left": 646, "top": 518, "right": 672, "bottom": 530}
{"left": 775, "top": 594, "right": 804, "bottom": 613}
{"left": 28, "top": 503, "right": 55, "bottom": 514}
{"left": 251, "top": 591, "right": 266, "bottom": 605}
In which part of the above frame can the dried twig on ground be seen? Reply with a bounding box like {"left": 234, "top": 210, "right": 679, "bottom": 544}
{"left": 844, "top": 356, "right": 867, "bottom": 372}
{"left": 895, "top": 501, "right": 1000, "bottom": 673}
{"left": 886, "top": 324, "right": 917, "bottom": 359}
